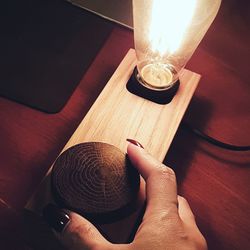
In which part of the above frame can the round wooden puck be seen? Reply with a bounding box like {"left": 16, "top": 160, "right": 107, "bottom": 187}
{"left": 51, "top": 142, "right": 140, "bottom": 224}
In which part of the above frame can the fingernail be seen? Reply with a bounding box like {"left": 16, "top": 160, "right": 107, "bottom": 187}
{"left": 127, "top": 139, "right": 144, "bottom": 149}
{"left": 43, "top": 203, "right": 70, "bottom": 232}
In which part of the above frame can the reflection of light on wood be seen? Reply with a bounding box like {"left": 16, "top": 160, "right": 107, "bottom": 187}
{"left": 141, "top": 63, "right": 173, "bottom": 87}
{"left": 27, "top": 49, "right": 201, "bottom": 244}
{"left": 149, "top": 0, "right": 197, "bottom": 55}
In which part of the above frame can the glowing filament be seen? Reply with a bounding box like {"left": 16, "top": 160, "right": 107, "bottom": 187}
{"left": 149, "top": 0, "right": 197, "bottom": 55}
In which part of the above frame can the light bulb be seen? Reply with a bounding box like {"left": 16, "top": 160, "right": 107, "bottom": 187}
{"left": 133, "top": 0, "right": 221, "bottom": 90}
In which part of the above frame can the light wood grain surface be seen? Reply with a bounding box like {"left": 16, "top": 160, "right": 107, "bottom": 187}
{"left": 27, "top": 49, "right": 200, "bottom": 242}
{"left": 62, "top": 49, "right": 200, "bottom": 159}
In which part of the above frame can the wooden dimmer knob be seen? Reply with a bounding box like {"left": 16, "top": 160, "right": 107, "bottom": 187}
{"left": 51, "top": 142, "right": 140, "bottom": 224}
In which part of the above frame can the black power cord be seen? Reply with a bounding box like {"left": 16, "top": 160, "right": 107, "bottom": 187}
{"left": 181, "top": 122, "right": 250, "bottom": 151}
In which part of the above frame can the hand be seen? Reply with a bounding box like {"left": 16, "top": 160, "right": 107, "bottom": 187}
{"left": 43, "top": 142, "right": 207, "bottom": 250}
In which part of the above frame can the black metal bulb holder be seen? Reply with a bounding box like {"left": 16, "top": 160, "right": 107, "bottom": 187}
{"left": 127, "top": 67, "right": 180, "bottom": 104}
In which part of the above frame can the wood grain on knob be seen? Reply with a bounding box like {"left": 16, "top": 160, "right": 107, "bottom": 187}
{"left": 51, "top": 142, "right": 140, "bottom": 223}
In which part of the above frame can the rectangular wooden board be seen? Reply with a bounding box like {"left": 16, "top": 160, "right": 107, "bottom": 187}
{"left": 26, "top": 49, "right": 200, "bottom": 243}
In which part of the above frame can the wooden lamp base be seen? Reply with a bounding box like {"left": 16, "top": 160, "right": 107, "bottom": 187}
{"left": 26, "top": 49, "right": 200, "bottom": 243}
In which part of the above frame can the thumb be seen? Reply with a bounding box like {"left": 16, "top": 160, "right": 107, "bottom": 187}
{"left": 61, "top": 211, "right": 112, "bottom": 250}
{"left": 43, "top": 204, "right": 112, "bottom": 250}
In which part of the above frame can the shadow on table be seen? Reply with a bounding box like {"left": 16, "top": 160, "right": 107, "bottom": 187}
{"left": 0, "top": 199, "right": 64, "bottom": 250}
{"left": 163, "top": 95, "right": 213, "bottom": 184}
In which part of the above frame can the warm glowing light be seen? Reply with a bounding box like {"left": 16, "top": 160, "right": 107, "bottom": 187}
{"left": 149, "top": 0, "right": 197, "bottom": 55}
{"left": 141, "top": 63, "right": 173, "bottom": 88}
{"left": 133, "top": 0, "right": 221, "bottom": 89}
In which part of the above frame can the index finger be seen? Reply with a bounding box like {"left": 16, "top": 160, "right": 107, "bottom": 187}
{"left": 127, "top": 143, "right": 178, "bottom": 216}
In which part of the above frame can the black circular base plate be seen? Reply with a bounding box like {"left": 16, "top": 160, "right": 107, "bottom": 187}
{"left": 126, "top": 67, "right": 180, "bottom": 104}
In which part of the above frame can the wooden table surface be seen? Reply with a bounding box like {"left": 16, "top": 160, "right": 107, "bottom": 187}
{"left": 0, "top": 0, "right": 249, "bottom": 249}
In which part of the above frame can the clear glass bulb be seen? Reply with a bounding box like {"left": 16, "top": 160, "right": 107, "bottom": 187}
{"left": 133, "top": 0, "right": 221, "bottom": 90}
